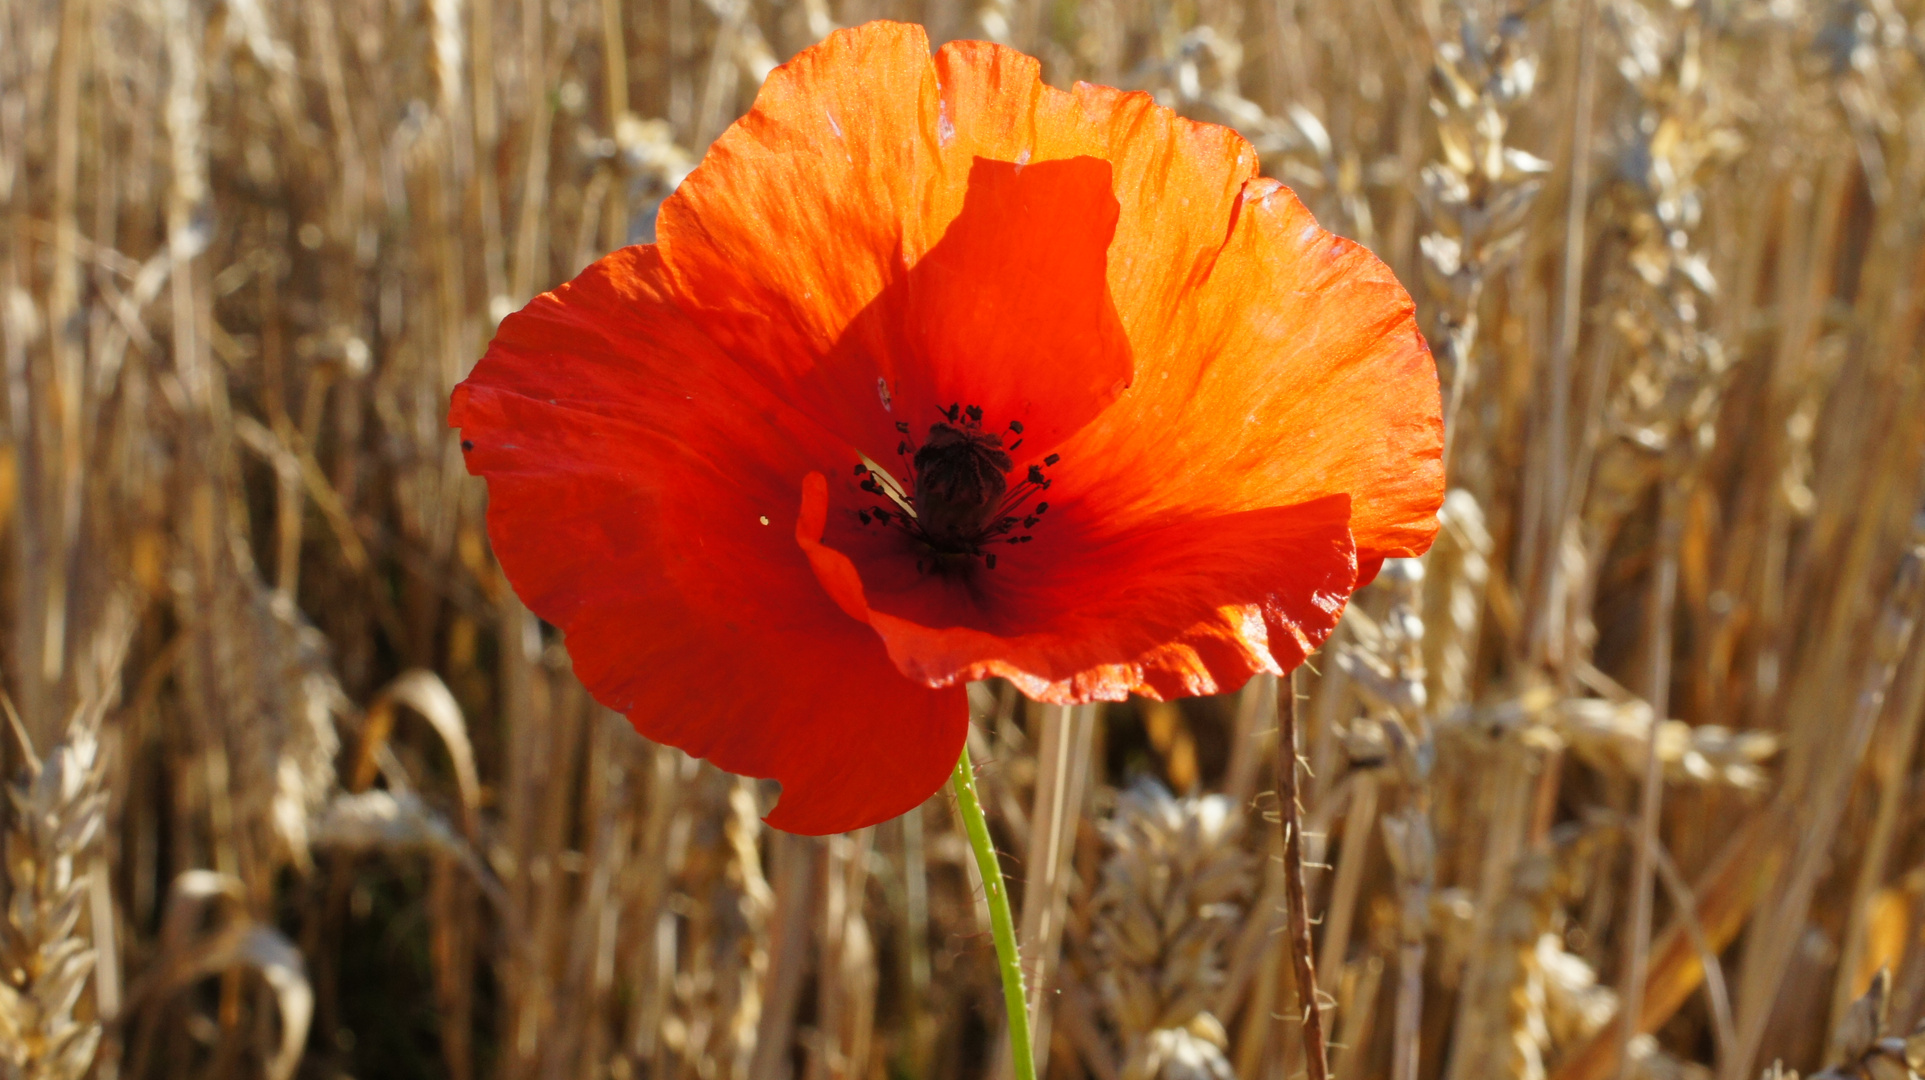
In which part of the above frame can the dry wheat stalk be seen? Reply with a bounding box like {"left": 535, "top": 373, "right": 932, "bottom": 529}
{"left": 666, "top": 766, "right": 773, "bottom": 1080}
{"left": 808, "top": 828, "right": 876, "bottom": 1080}
{"left": 1418, "top": 2, "right": 1549, "bottom": 447}
{"left": 1001, "top": 703, "right": 1099, "bottom": 1080}
{"left": 1730, "top": 511, "right": 1925, "bottom": 1077}
{"left": 1434, "top": 723, "right": 1570, "bottom": 1080}
{"left": 1434, "top": 851, "right": 1566, "bottom": 1080}
{"left": 1587, "top": 0, "right": 1739, "bottom": 541}
{"left": 128, "top": 869, "right": 312, "bottom": 1080}
{"left": 1584, "top": 4, "right": 1740, "bottom": 1073}
{"left": 1335, "top": 558, "right": 1440, "bottom": 1080}
{"left": 1424, "top": 491, "right": 1494, "bottom": 718}
{"left": 1406, "top": 15, "right": 1567, "bottom": 1063}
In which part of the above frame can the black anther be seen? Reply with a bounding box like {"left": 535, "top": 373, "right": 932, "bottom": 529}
{"left": 1034, "top": 502, "right": 1048, "bottom": 514}
{"left": 1008, "top": 421, "right": 1023, "bottom": 434}
{"left": 461, "top": 440, "right": 474, "bottom": 451}
{"left": 896, "top": 421, "right": 910, "bottom": 434}
{"left": 1044, "top": 454, "right": 1060, "bottom": 466}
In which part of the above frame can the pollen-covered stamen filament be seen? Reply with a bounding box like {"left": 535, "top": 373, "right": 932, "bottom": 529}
{"left": 975, "top": 454, "right": 1059, "bottom": 546}
{"left": 990, "top": 457, "right": 1057, "bottom": 519}
{"left": 852, "top": 409, "right": 1058, "bottom": 569}
{"left": 853, "top": 461, "right": 914, "bottom": 529}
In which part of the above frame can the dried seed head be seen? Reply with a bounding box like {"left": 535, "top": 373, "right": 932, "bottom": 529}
{"left": 1553, "top": 700, "right": 1779, "bottom": 791}
{"left": 0, "top": 611, "right": 130, "bottom": 1080}
{"left": 663, "top": 767, "right": 772, "bottom": 1080}
{"left": 174, "top": 541, "right": 346, "bottom": 877}
{"left": 1083, "top": 781, "right": 1251, "bottom": 1076}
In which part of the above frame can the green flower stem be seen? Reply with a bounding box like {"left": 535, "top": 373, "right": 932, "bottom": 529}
{"left": 951, "top": 742, "right": 1036, "bottom": 1080}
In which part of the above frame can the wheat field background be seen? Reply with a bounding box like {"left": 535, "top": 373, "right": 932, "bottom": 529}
{"left": 2, "top": 0, "right": 1923, "bottom": 1078}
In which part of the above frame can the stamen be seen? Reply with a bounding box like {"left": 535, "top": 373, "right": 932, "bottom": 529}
{"left": 847, "top": 403, "right": 1058, "bottom": 570}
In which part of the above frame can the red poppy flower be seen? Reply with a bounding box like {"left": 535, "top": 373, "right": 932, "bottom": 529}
{"left": 450, "top": 21, "right": 1442, "bottom": 835}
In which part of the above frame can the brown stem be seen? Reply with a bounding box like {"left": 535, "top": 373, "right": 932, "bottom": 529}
{"left": 1532, "top": 0, "right": 1601, "bottom": 671}
{"left": 1616, "top": 480, "right": 1682, "bottom": 1080}
{"left": 1278, "top": 670, "right": 1330, "bottom": 1080}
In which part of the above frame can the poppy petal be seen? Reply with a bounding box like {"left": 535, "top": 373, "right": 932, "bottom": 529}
{"left": 652, "top": 21, "right": 930, "bottom": 458}
{"left": 928, "top": 40, "right": 1268, "bottom": 399}
{"left": 875, "top": 154, "right": 1132, "bottom": 456}
{"left": 450, "top": 247, "right": 965, "bottom": 835}
{"left": 933, "top": 34, "right": 1442, "bottom": 559}
{"left": 656, "top": 23, "right": 1154, "bottom": 460}
{"left": 801, "top": 475, "right": 1358, "bottom": 703}
{"left": 1059, "top": 177, "right": 1444, "bottom": 564}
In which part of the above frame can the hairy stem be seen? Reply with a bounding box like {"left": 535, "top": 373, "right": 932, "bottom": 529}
{"left": 1279, "top": 673, "right": 1331, "bottom": 1080}
{"left": 952, "top": 743, "right": 1036, "bottom": 1080}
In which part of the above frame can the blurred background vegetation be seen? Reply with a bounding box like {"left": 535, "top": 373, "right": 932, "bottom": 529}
{"left": 2, "top": 0, "right": 1924, "bottom": 1078}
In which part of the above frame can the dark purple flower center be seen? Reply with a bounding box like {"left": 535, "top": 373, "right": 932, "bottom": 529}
{"left": 854, "top": 403, "right": 1058, "bottom": 572}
